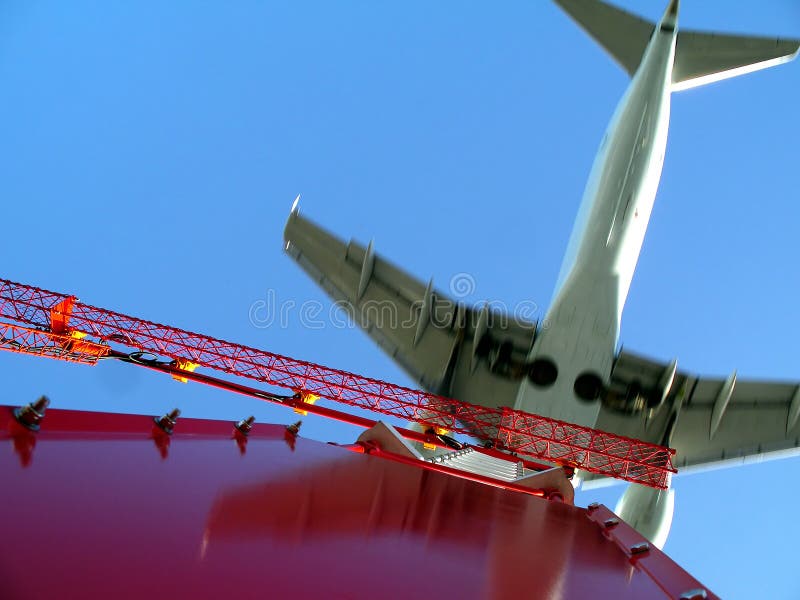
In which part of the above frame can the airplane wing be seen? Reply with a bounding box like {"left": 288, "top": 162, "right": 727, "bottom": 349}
{"left": 285, "top": 212, "right": 800, "bottom": 479}
{"left": 589, "top": 349, "right": 800, "bottom": 483}
{"left": 283, "top": 210, "right": 536, "bottom": 409}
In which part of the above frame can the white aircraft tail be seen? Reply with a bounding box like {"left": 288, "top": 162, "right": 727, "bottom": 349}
{"left": 554, "top": 0, "right": 800, "bottom": 90}
{"left": 672, "top": 30, "right": 800, "bottom": 91}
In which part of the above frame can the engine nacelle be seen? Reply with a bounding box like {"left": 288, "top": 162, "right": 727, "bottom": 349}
{"left": 604, "top": 361, "right": 678, "bottom": 415}
{"left": 614, "top": 483, "right": 675, "bottom": 550}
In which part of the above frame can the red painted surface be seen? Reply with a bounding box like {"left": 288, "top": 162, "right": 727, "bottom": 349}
{"left": 0, "top": 405, "right": 715, "bottom": 599}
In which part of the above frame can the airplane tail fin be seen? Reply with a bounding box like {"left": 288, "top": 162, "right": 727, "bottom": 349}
{"left": 554, "top": 0, "right": 800, "bottom": 89}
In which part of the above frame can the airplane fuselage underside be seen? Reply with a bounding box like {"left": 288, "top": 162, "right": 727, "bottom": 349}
{"left": 514, "top": 21, "right": 677, "bottom": 426}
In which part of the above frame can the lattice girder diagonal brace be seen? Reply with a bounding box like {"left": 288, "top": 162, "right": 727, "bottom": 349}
{"left": 0, "top": 277, "right": 675, "bottom": 488}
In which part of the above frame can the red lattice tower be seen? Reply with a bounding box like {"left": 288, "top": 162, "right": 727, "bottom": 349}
{"left": 0, "top": 277, "right": 676, "bottom": 488}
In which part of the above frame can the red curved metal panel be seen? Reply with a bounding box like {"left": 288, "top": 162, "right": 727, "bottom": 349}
{"left": 0, "top": 406, "right": 714, "bottom": 599}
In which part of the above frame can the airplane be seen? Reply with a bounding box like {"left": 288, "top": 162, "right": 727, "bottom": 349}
{"left": 283, "top": 0, "right": 800, "bottom": 547}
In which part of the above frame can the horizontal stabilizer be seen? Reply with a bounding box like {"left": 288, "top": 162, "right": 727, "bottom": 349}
{"left": 673, "top": 30, "right": 800, "bottom": 91}
{"left": 553, "top": 0, "right": 654, "bottom": 76}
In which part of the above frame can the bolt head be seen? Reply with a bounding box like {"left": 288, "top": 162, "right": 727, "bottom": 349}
{"left": 630, "top": 542, "right": 650, "bottom": 555}
{"left": 235, "top": 416, "right": 256, "bottom": 435}
{"left": 154, "top": 408, "right": 181, "bottom": 434}
{"left": 13, "top": 396, "right": 51, "bottom": 432}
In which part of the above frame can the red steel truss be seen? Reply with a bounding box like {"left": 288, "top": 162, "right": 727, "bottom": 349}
{"left": 0, "top": 322, "right": 109, "bottom": 365}
{"left": 0, "top": 277, "right": 676, "bottom": 488}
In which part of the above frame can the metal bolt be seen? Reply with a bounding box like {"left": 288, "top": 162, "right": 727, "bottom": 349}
{"left": 587, "top": 502, "right": 600, "bottom": 511}
{"left": 630, "top": 542, "right": 650, "bottom": 555}
{"left": 603, "top": 518, "right": 620, "bottom": 528}
{"left": 14, "top": 396, "right": 50, "bottom": 432}
{"left": 154, "top": 408, "right": 180, "bottom": 435}
{"left": 679, "top": 589, "right": 707, "bottom": 600}
{"left": 235, "top": 416, "right": 255, "bottom": 436}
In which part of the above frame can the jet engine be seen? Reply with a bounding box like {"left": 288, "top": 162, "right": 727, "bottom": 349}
{"left": 604, "top": 358, "right": 678, "bottom": 414}
{"left": 614, "top": 482, "right": 675, "bottom": 550}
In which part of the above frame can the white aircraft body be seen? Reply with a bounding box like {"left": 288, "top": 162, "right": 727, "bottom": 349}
{"left": 518, "top": 1, "right": 681, "bottom": 427}
{"left": 284, "top": 0, "right": 799, "bottom": 546}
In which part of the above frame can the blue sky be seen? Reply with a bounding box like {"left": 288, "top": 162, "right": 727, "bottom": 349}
{"left": 1, "top": 1, "right": 798, "bottom": 597}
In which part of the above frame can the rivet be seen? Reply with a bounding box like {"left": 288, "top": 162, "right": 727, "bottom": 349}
{"left": 603, "top": 518, "right": 620, "bottom": 528}
{"left": 587, "top": 502, "right": 600, "bottom": 511}
{"left": 679, "top": 589, "right": 707, "bottom": 600}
